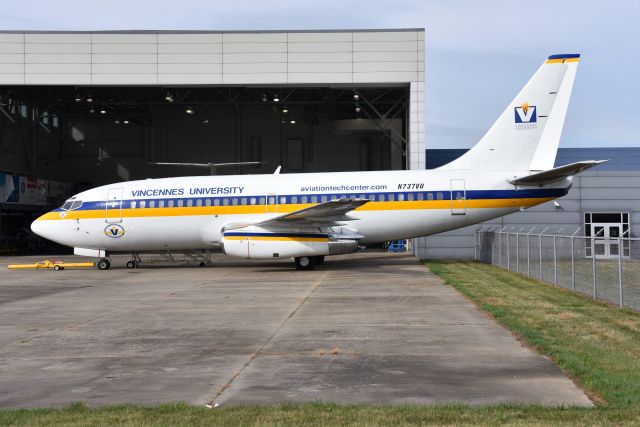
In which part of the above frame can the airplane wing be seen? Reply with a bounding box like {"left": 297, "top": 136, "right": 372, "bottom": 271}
{"left": 257, "top": 198, "right": 370, "bottom": 227}
{"left": 508, "top": 160, "right": 607, "bottom": 186}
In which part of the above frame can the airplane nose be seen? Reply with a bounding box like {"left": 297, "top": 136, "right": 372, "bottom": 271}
{"left": 30, "top": 218, "right": 46, "bottom": 237}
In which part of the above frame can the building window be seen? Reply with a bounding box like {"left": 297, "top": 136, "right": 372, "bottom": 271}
{"left": 584, "top": 212, "right": 630, "bottom": 258}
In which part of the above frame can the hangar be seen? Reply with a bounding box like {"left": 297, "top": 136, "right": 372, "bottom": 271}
{"left": 416, "top": 147, "right": 640, "bottom": 259}
{"left": 0, "top": 29, "right": 425, "bottom": 253}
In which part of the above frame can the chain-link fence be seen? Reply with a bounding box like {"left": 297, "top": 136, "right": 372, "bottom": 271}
{"left": 475, "top": 227, "right": 640, "bottom": 311}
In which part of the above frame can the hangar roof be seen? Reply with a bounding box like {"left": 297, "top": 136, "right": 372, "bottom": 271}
{"left": 426, "top": 148, "right": 640, "bottom": 171}
{"left": 0, "top": 29, "right": 425, "bottom": 86}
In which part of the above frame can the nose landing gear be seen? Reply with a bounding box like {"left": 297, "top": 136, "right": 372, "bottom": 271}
{"left": 97, "top": 258, "right": 111, "bottom": 270}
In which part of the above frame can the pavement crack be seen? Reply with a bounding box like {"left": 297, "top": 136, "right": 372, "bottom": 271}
{"left": 208, "top": 271, "right": 329, "bottom": 406}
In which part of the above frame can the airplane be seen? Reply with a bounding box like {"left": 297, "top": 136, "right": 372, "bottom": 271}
{"left": 31, "top": 53, "right": 605, "bottom": 270}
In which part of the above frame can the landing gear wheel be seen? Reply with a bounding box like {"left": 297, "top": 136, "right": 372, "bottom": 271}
{"left": 126, "top": 260, "right": 137, "bottom": 269}
{"left": 53, "top": 265, "right": 63, "bottom": 271}
{"left": 199, "top": 262, "right": 206, "bottom": 267}
{"left": 97, "top": 259, "right": 111, "bottom": 270}
{"left": 295, "top": 256, "right": 315, "bottom": 270}
{"left": 314, "top": 256, "right": 325, "bottom": 265}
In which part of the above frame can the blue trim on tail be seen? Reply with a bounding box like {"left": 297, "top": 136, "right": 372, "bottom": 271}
{"left": 548, "top": 54, "right": 580, "bottom": 60}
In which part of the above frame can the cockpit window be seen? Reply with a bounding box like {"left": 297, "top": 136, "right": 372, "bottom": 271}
{"left": 60, "top": 199, "right": 83, "bottom": 211}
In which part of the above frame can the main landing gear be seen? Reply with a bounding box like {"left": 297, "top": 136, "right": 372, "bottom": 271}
{"left": 294, "top": 255, "right": 325, "bottom": 270}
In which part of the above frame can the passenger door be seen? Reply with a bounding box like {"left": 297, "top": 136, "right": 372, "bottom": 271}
{"left": 105, "top": 188, "right": 124, "bottom": 223}
{"left": 450, "top": 179, "right": 466, "bottom": 215}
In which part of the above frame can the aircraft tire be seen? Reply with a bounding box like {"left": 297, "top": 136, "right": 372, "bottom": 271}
{"left": 126, "top": 260, "right": 136, "bottom": 269}
{"left": 98, "top": 259, "right": 111, "bottom": 270}
{"left": 53, "top": 265, "right": 62, "bottom": 271}
{"left": 295, "top": 256, "right": 315, "bottom": 270}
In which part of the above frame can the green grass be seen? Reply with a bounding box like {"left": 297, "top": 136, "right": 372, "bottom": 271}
{"left": 1, "top": 261, "right": 639, "bottom": 426}
{"left": 0, "top": 402, "right": 638, "bottom": 427}
{"left": 425, "top": 260, "right": 640, "bottom": 408}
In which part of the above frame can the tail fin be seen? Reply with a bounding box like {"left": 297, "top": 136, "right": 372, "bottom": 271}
{"left": 440, "top": 54, "right": 580, "bottom": 171}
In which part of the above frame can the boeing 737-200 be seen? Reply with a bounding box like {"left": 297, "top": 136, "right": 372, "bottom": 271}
{"left": 31, "top": 54, "right": 604, "bottom": 270}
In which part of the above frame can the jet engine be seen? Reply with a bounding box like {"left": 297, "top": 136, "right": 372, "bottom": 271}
{"left": 221, "top": 227, "right": 358, "bottom": 259}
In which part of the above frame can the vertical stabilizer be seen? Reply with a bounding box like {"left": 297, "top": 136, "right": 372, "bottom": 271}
{"left": 440, "top": 54, "right": 580, "bottom": 171}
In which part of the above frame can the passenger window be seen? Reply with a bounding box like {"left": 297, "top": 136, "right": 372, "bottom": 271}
{"left": 197, "top": 199, "right": 202, "bottom": 207}
{"left": 427, "top": 193, "right": 433, "bottom": 200}
{"left": 250, "top": 197, "right": 256, "bottom": 205}
{"left": 130, "top": 201, "right": 137, "bottom": 208}
{"left": 378, "top": 194, "right": 385, "bottom": 201}
{"left": 241, "top": 198, "right": 247, "bottom": 205}
{"left": 437, "top": 192, "right": 443, "bottom": 200}
{"left": 149, "top": 200, "right": 155, "bottom": 208}
{"left": 311, "top": 195, "right": 318, "bottom": 203}
{"left": 417, "top": 193, "right": 424, "bottom": 201}
{"left": 301, "top": 196, "right": 308, "bottom": 203}
{"left": 398, "top": 193, "right": 405, "bottom": 201}
{"left": 291, "top": 196, "right": 298, "bottom": 204}
{"left": 159, "top": 200, "right": 165, "bottom": 208}
{"left": 321, "top": 195, "right": 328, "bottom": 203}
{"left": 177, "top": 200, "right": 184, "bottom": 207}
{"left": 268, "top": 196, "right": 275, "bottom": 205}
{"left": 388, "top": 194, "right": 395, "bottom": 201}
{"left": 232, "top": 198, "right": 238, "bottom": 206}
{"left": 205, "top": 199, "right": 211, "bottom": 206}
{"left": 222, "top": 198, "right": 228, "bottom": 206}
{"left": 214, "top": 199, "right": 220, "bottom": 206}
{"left": 259, "top": 196, "right": 266, "bottom": 205}
{"left": 168, "top": 200, "right": 174, "bottom": 207}
{"left": 407, "top": 193, "right": 414, "bottom": 201}
{"left": 280, "top": 196, "right": 287, "bottom": 204}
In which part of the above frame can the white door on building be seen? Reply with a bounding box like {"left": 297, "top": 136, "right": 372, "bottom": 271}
{"left": 591, "top": 223, "right": 622, "bottom": 259}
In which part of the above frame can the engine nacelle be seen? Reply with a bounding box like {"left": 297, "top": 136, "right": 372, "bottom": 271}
{"left": 221, "top": 228, "right": 359, "bottom": 259}
{"left": 222, "top": 229, "right": 329, "bottom": 259}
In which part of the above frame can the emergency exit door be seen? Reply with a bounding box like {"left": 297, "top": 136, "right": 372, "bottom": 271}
{"left": 450, "top": 179, "right": 466, "bottom": 215}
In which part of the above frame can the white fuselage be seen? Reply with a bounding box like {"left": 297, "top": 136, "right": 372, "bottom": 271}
{"left": 32, "top": 168, "right": 568, "bottom": 254}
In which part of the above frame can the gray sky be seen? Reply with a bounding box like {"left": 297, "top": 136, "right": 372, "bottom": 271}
{"left": 1, "top": 0, "right": 638, "bottom": 148}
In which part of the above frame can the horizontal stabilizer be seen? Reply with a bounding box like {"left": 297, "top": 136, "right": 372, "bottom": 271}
{"left": 508, "top": 160, "right": 607, "bottom": 186}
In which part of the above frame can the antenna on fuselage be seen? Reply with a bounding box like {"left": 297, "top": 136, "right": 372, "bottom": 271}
{"left": 148, "top": 161, "right": 262, "bottom": 175}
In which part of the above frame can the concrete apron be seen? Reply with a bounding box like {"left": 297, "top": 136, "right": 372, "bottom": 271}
{"left": 0, "top": 252, "right": 592, "bottom": 408}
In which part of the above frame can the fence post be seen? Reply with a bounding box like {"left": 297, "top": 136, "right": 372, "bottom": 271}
{"left": 474, "top": 230, "right": 478, "bottom": 261}
{"left": 539, "top": 233, "right": 543, "bottom": 280}
{"left": 507, "top": 233, "right": 510, "bottom": 271}
{"left": 499, "top": 232, "right": 502, "bottom": 268}
{"left": 618, "top": 237, "right": 624, "bottom": 308}
{"left": 592, "top": 236, "right": 597, "bottom": 300}
{"left": 527, "top": 233, "right": 531, "bottom": 277}
{"left": 571, "top": 236, "right": 576, "bottom": 292}
{"left": 553, "top": 235, "right": 557, "bottom": 286}
{"left": 516, "top": 233, "right": 519, "bottom": 273}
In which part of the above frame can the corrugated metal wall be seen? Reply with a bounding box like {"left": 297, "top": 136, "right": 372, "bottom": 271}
{"left": 0, "top": 30, "right": 424, "bottom": 85}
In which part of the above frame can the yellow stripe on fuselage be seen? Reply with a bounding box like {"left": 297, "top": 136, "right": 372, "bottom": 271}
{"left": 38, "top": 197, "right": 555, "bottom": 221}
